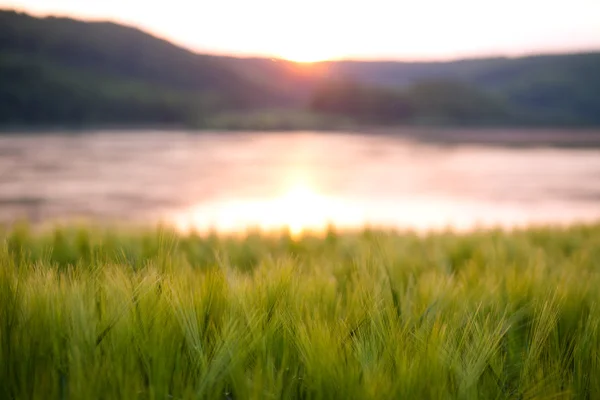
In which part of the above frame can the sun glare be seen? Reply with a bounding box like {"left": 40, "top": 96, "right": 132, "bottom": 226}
{"left": 170, "top": 182, "right": 364, "bottom": 236}
{"left": 277, "top": 44, "right": 335, "bottom": 63}
{"left": 278, "top": 184, "right": 326, "bottom": 235}
{"left": 279, "top": 51, "right": 329, "bottom": 63}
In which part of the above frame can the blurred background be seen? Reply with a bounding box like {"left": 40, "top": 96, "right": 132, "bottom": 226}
{"left": 1, "top": 1, "right": 599, "bottom": 233}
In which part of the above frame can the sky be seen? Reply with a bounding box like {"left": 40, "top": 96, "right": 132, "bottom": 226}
{"left": 2, "top": 0, "right": 600, "bottom": 62}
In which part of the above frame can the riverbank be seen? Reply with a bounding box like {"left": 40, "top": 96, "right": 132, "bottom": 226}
{"left": 3, "top": 121, "right": 600, "bottom": 148}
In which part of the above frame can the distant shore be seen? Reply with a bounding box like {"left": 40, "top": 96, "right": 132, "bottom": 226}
{"left": 2, "top": 123, "right": 600, "bottom": 148}
{"left": 365, "top": 126, "right": 600, "bottom": 147}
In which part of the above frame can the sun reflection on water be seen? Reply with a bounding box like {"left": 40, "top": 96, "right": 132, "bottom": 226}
{"left": 171, "top": 182, "right": 363, "bottom": 236}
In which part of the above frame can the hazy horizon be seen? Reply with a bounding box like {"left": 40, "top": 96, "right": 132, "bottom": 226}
{"left": 2, "top": 0, "right": 600, "bottom": 62}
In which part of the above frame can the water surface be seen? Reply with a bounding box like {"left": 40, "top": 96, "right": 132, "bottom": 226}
{"left": 1, "top": 129, "right": 599, "bottom": 233}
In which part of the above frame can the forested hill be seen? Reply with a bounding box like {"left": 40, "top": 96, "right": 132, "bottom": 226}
{"left": 0, "top": 10, "right": 302, "bottom": 126}
{"left": 312, "top": 54, "right": 600, "bottom": 126}
{"left": 1, "top": 9, "right": 599, "bottom": 128}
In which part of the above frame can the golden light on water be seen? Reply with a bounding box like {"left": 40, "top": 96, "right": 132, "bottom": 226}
{"left": 277, "top": 184, "right": 321, "bottom": 235}
{"left": 170, "top": 185, "right": 600, "bottom": 236}
{"left": 160, "top": 133, "right": 600, "bottom": 236}
{"left": 171, "top": 182, "right": 363, "bottom": 236}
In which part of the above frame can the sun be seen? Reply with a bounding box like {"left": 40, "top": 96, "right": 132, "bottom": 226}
{"left": 271, "top": 26, "right": 338, "bottom": 63}
{"left": 277, "top": 45, "right": 335, "bottom": 63}
{"left": 281, "top": 53, "right": 328, "bottom": 63}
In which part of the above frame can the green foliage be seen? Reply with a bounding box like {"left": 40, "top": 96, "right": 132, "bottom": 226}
{"left": 2, "top": 223, "right": 600, "bottom": 398}
{"left": 203, "top": 109, "right": 354, "bottom": 131}
{"left": 0, "top": 53, "right": 214, "bottom": 126}
{"left": 310, "top": 80, "right": 414, "bottom": 123}
{"left": 406, "top": 80, "right": 510, "bottom": 125}
{"left": 309, "top": 80, "right": 510, "bottom": 125}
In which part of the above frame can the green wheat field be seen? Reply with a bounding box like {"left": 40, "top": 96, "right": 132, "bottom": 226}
{"left": 2, "top": 222, "right": 600, "bottom": 399}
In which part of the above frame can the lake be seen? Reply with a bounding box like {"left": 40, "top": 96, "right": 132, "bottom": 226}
{"left": 2, "top": 129, "right": 600, "bottom": 233}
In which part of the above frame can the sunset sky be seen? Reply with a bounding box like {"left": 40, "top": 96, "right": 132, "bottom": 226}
{"left": 2, "top": 0, "right": 600, "bottom": 62}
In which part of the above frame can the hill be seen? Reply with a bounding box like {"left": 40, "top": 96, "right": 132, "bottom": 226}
{"left": 0, "top": 10, "right": 296, "bottom": 127}
{"left": 1, "top": 9, "right": 599, "bottom": 128}
{"left": 314, "top": 54, "right": 600, "bottom": 126}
